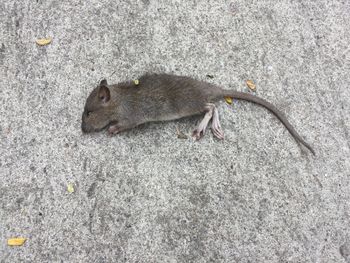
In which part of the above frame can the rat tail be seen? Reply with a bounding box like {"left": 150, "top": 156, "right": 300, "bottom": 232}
{"left": 216, "top": 90, "right": 315, "bottom": 155}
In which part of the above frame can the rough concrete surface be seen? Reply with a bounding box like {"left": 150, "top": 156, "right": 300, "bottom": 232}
{"left": 1, "top": 0, "right": 349, "bottom": 262}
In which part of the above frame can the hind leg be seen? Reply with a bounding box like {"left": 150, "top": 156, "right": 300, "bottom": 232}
{"left": 211, "top": 106, "right": 224, "bottom": 139}
{"left": 192, "top": 103, "right": 215, "bottom": 140}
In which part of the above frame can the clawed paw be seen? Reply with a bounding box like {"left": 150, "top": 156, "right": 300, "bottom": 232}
{"left": 108, "top": 125, "right": 120, "bottom": 135}
{"left": 211, "top": 127, "right": 224, "bottom": 140}
{"left": 192, "top": 129, "right": 205, "bottom": 141}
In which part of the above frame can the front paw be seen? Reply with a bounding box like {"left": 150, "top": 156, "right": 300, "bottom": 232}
{"left": 108, "top": 125, "right": 120, "bottom": 135}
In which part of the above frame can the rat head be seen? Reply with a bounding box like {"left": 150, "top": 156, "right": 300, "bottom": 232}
{"left": 81, "top": 79, "right": 116, "bottom": 133}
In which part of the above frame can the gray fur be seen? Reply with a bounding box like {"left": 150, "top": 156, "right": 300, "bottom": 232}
{"left": 81, "top": 73, "right": 315, "bottom": 154}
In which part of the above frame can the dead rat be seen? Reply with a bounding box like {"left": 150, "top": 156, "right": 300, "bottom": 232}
{"left": 81, "top": 73, "right": 315, "bottom": 155}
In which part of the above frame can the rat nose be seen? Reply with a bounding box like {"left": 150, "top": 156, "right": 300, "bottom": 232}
{"left": 81, "top": 122, "right": 90, "bottom": 133}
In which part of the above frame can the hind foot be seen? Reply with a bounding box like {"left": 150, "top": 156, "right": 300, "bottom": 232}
{"left": 192, "top": 103, "right": 215, "bottom": 140}
{"left": 211, "top": 106, "right": 224, "bottom": 139}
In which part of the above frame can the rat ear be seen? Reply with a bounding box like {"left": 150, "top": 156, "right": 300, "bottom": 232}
{"left": 100, "top": 79, "right": 108, "bottom": 86}
{"left": 98, "top": 85, "right": 110, "bottom": 103}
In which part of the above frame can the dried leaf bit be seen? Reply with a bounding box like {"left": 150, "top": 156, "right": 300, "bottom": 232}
{"left": 225, "top": 97, "right": 233, "bottom": 105}
{"left": 246, "top": 80, "right": 256, "bottom": 91}
{"left": 36, "top": 37, "right": 52, "bottom": 46}
{"left": 7, "top": 238, "right": 27, "bottom": 246}
{"left": 67, "top": 183, "right": 75, "bottom": 193}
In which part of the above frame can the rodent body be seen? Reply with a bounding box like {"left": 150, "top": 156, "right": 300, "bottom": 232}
{"left": 81, "top": 73, "right": 315, "bottom": 155}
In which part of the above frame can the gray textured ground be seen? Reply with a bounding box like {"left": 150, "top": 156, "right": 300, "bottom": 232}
{"left": 1, "top": 0, "right": 350, "bottom": 262}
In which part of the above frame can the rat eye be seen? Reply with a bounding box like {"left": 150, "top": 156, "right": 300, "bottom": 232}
{"left": 86, "top": 111, "right": 92, "bottom": 116}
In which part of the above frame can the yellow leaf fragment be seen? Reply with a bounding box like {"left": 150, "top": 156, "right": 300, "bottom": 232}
{"left": 7, "top": 237, "right": 26, "bottom": 246}
{"left": 225, "top": 96, "right": 233, "bottom": 105}
{"left": 36, "top": 37, "right": 52, "bottom": 46}
{"left": 246, "top": 80, "right": 256, "bottom": 91}
{"left": 134, "top": 79, "right": 139, "bottom": 85}
{"left": 67, "top": 183, "right": 75, "bottom": 193}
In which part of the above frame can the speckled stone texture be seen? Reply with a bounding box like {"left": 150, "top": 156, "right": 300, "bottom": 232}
{"left": 1, "top": 0, "right": 349, "bottom": 262}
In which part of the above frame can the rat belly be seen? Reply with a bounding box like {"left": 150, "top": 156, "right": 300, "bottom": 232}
{"left": 144, "top": 106, "right": 205, "bottom": 123}
{"left": 148, "top": 112, "right": 189, "bottom": 122}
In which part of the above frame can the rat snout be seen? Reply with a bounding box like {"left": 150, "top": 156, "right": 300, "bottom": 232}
{"left": 81, "top": 121, "right": 93, "bottom": 133}
{"left": 81, "top": 112, "right": 96, "bottom": 133}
